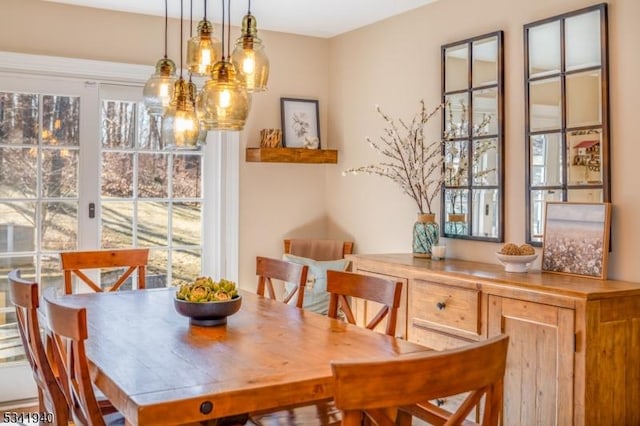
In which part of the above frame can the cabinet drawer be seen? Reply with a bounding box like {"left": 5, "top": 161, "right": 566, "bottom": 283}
{"left": 409, "top": 322, "right": 473, "bottom": 351}
{"left": 411, "top": 279, "right": 481, "bottom": 338}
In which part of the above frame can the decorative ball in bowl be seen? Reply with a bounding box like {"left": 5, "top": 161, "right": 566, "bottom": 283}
{"left": 174, "top": 277, "right": 241, "bottom": 326}
{"left": 496, "top": 243, "right": 538, "bottom": 273}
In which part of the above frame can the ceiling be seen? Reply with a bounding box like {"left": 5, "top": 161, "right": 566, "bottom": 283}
{"left": 42, "top": 0, "right": 439, "bottom": 38}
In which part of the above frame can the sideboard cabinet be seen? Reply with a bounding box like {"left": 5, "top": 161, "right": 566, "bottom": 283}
{"left": 348, "top": 253, "right": 640, "bottom": 426}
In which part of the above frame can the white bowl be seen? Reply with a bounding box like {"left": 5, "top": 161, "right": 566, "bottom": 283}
{"left": 495, "top": 253, "right": 538, "bottom": 273}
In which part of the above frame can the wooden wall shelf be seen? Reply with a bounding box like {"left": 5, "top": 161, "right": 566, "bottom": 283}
{"left": 245, "top": 148, "right": 338, "bottom": 164}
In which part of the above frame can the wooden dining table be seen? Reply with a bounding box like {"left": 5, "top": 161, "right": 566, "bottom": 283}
{"left": 55, "top": 287, "right": 431, "bottom": 425}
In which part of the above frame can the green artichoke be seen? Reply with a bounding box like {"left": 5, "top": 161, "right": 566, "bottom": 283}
{"left": 175, "top": 276, "right": 238, "bottom": 302}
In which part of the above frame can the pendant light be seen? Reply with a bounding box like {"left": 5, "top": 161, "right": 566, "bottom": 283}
{"left": 162, "top": 0, "right": 200, "bottom": 149}
{"left": 143, "top": 0, "right": 177, "bottom": 116}
{"left": 197, "top": 0, "right": 250, "bottom": 131}
{"left": 231, "top": 0, "right": 269, "bottom": 92}
{"left": 188, "top": 0, "right": 209, "bottom": 146}
{"left": 187, "top": 0, "right": 222, "bottom": 76}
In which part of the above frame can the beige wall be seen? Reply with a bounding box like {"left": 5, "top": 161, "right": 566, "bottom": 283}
{"left": 2, "top": 0, "right": 639, "bottom": 283}
{"left": 328, "top": 0, "right": 640, "bottom": 282}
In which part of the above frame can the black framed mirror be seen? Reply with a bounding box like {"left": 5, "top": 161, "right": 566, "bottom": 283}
{"left": 525, "top": 3, "right": 610, "bottom": 245}
{"left": 441, "top": 31, "right": 504, "bottom": 241}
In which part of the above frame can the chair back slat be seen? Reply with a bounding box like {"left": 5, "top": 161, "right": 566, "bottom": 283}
{"left": 256, "top": 256, "right": 308, "bottom": 308}
{"left": 8, "top": 270, "right": 68, "bottom": 424}
{"left": 331, "top": 335, "right": 509, "bottom": 426}
{"left": 60, "top": 248, "right": 149, "bottom": 294}
{"left": 326, "top": 270, "right": 402, "bottom": 336}
{"left": 284, "top": 239, "right": 353, "bottom": 261}
{"left": 44, "top": 289, "right": 106, "bottom": 426}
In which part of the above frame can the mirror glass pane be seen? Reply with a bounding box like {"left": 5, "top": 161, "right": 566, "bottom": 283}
{"left": 567, "top": 188, "right": 603, "bottom": 202}
{"left": 530, "top": 189, "right": 563, "bottom": 243}
{"left": 444, "top": 189, "right": 468, "bottom": 236}
{"left": 445, "top": 93, "right": 469, "bottom": 138}
{"left": 566, "top": 10, "right": 601, "bottom": 71}
{"left": 528, "top": 21, "right": 561, "bottom": 78}
{"left": 445, "top": 45, "right": 468, "bottom": 92}
{"left": 473, "top": 88, "right": 498, "bottom": 135}
{"left": 444, "top": 141, "right": 468, "bottom": 186}
{"left": 566, "top": 70, "right": 602, "bottom": 127}
{"left": 473, "top": 138, "right": 498, "bottom": 186}
{"left": 530, "top": 78, "right": 561, "bottom": 132}
{"left": 472, "top": 189, "right": 499, "bottom": 238}
{"left": 472, "top": 37, "right": 498, "bottom": 87}
{"left": 530, "top": 133, "right": 563, "bottom": 186}
{"left": 567, "top": 131, "right": 603, "bottom": 185}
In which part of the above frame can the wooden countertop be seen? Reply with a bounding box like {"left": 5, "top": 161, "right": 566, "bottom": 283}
{"left": 348, "top": 253, "right": 640, "bottom": 301}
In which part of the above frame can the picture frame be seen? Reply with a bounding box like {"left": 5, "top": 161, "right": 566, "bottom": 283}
{"left": 280, "top": 98, "right": 321, "bottom": 149}
{"left": 542, "top": 202, "right": 612, "bottom": 279}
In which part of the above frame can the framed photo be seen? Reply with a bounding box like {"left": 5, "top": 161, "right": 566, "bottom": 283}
{"left": 542, "top": 202, "right": 612, "bottom": 279}
{"left": 280, "top": 98, "right": 321, "bottom": 149}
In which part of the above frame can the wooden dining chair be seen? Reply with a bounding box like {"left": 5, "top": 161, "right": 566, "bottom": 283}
{"left": 60, "top": 248, "right": 149, "bottom": 294}
{"left": 8, "top": 270, "right": 68, "bottom": 425}
{"left": 43, "top": 289, "right": 125, "bottom": 426}
{"left": 326, "top": 270, "right": 402, "bottom": 336}
{"left": 256, "top": 256, "right": 309, "bottom": 308}
{"left": 284, "top": 239, "right": 353, "bottom": 261}
{"left": 251, "top": 270, "right": 402, "bottom": 426}
{"left": 331, "top": 334, "right": 509, "bottom": 426}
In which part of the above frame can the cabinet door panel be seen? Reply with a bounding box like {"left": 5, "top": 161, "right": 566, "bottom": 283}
{"left": 488, "top": 296, "right": 574, "bottom": 426}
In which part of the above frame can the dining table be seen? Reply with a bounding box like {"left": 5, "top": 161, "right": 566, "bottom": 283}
{"left": 54, "top": 287, "right": 432, "bottom": 425}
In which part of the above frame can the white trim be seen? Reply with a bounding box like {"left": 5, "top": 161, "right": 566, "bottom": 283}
{"left": 202, "top": 132, "right": 240, "bottom": 282}
{"left": 0, "top": 51, "right": 153, "bottom": 83}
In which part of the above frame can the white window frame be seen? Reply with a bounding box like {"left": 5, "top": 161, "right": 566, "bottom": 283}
{"left": 0, "top": 51, "right": 239, "bottom": 281}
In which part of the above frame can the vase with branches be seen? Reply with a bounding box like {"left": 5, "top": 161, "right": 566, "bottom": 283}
{"left": 343, "top": 100, "right": 445, "bottom": 257}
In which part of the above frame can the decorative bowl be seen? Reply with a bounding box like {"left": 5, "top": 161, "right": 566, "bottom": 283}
{"left": 495, "top": 253, "right": 538, "bottom": 273}
{"left": 174, "top": 295, "right": 242, "bottom": 326}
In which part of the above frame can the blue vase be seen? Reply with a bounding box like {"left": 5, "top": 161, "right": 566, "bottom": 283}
{"left": 413, "top": 214, "right": 439, "bottom": 258}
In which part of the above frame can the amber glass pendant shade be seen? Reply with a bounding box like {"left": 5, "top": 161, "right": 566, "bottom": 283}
{"left": 162, "top": 79, "right": 200, "bottom": 149}
{"left": 197, "top": 60, "right": 250, "bottom": 131}
{"left": 231, "top": 13, "right": 269, "bottom": 92}
{"left": 187, "top": 19, "right": 222, "bottom": 76}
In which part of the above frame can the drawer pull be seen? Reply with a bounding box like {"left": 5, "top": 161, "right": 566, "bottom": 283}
{"left": 436, "top": 302, "right": 447, "bottom": 310}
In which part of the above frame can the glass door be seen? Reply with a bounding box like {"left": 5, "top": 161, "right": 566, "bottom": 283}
{"left": 0, "top": 74, "right": 97, "bottom": 402}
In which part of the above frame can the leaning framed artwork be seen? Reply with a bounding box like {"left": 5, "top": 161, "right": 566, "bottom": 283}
{"left": 280, "top": 98, "right": 321, "bottom": 149}
{"left": 542, "top": 202, "right": 612, "bottom": 279}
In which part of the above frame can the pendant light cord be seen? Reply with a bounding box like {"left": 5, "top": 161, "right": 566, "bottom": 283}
{"left": 204, "top": 0, "right": 207, "bottom": 21}
{"left": 226, "top": 0, "right": 231, "bottom": 60}
{"left": 190, "top": 0, "right": 193, "bottom": 38}
{"left": 221, "top": 0, "right": 225, "bottom": 58}
{"left": 179, "top": 0, "right": 184, "bottom": 77}
{"left": 163, "top": 0, "right": 169, "bottom": 59}
{"left": 248, "top": 0, "right": 251, "bottom": 14}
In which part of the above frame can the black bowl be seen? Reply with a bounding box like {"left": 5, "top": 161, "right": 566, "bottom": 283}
{"left": 174, "top": 295, "right": 242, "bottom": 326}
